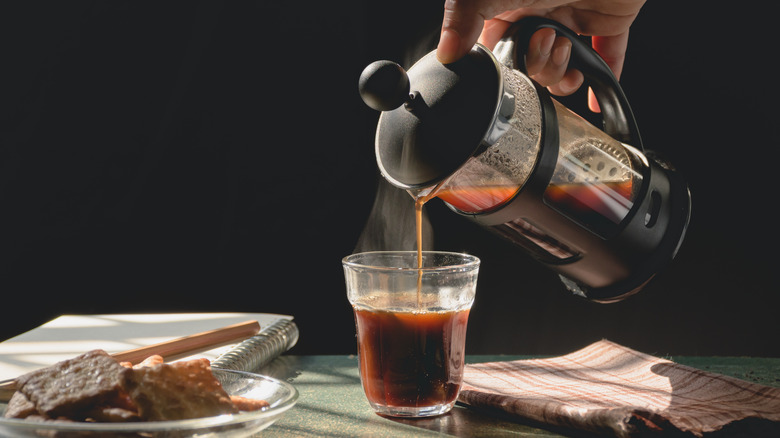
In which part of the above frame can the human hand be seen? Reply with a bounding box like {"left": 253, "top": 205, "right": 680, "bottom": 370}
{"left": 437, "top": 0, "right": 645, "bottom": 111}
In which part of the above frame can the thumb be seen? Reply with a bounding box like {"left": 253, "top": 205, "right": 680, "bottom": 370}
{"left": 437, "top": 1, "right": 485, "bottom": 64}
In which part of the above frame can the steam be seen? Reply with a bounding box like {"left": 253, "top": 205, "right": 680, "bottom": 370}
{"left": 354, "top": 177, "right": 433, "bottom": 253}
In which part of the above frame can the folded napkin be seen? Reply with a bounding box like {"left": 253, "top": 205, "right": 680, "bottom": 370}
{"left": 458, "top": 340, "right": 780, "bottom": 437}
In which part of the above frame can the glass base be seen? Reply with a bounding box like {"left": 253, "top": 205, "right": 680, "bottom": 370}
{"left": 370, "top": 400, "right": 456, "bottom": 418}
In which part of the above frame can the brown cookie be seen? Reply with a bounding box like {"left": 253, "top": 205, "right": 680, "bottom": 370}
{"left": 123, "top": 358, "right": 238, "bottom": 421}
{"left": 15, "top": 350, "right": 130, "bottom": 419}
{"left": 3, "top": 391, "right": 37, "bottom": 419}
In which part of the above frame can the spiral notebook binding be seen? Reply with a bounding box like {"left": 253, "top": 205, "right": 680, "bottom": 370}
{"left": 212, "top": 319, "right": 298, "bottom": 372}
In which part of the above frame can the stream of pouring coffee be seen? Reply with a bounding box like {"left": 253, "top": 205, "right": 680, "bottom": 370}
{"left": 413, "top": 182, "right": 446, "bottom": 307}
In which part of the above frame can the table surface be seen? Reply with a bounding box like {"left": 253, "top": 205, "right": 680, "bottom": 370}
{"left": 258, "top": 354, "right": 780, "bottom": 437}
{"left": 2, "top": 314, "right": 778, "bottom": 437}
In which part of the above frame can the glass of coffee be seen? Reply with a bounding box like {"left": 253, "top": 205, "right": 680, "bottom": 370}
{"left": 342, "top": 251, "right": 480, "bottom": 417}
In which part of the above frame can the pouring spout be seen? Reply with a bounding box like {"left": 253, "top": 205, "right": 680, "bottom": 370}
{"left": 406, "top": 176, "right": 449, "bottom": 203}
{"left": 406, "top": 187, "right": 433, "bottom": 200}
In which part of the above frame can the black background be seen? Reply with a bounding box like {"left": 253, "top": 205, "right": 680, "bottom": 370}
{"left": 2, "top": 1, "right": 778, "bottom": 357}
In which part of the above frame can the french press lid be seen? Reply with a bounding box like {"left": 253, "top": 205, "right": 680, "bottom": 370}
{"left": 359, "top": 46, "right": 501, "bottom": 189}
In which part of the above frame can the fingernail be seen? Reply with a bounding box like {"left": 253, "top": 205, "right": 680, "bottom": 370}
{"left": 437, "top": 29, "right": 460, "bottom": 64}
{"left": 552, "top": 40, "right": 571, "bottom": 67}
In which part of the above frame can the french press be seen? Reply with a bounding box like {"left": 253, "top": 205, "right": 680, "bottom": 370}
{"left": 358, "top": 17, "right": 691, "bottom": 302}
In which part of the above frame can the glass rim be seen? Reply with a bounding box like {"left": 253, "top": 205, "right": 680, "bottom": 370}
{"left": 342, "top": 250, "right": 480, "bottom": 272}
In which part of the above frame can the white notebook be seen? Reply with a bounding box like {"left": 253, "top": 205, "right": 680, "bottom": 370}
{"left": 0, "top": 313, "right": 298, "bottom": 381}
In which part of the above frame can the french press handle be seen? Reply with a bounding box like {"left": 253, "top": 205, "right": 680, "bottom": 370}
{"left": 506, "top": 16, "right": 643, "bottom": 149}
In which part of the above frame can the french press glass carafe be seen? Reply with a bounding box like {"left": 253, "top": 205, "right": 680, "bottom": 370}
{"left": 358, "top": 17, "right": 691, "bottom": 302}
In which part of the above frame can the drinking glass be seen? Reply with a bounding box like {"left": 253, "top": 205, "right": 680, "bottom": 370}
{"left": 342, "top": 251, "right": 479, "bottom": 417}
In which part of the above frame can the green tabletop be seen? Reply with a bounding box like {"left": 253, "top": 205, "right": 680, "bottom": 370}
{"left": 256, "top": 355, "right": 780, "bottom": 437}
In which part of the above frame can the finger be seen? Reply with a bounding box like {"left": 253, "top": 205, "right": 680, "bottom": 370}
{"left": 588, "top": 32, "right": 629, "bottom": 112}
{"left": 523, "top": 28, "right": 556, "bottom": 77}
{"left": 591, "top": 31, "right": 629, "bottom": 80}
{"left": 437, "top": 0, "right": 485, "bottom": 64}
{"left": 528, "top": 36, "right": 572, "bottom": 88}
{"left": 477, "top": 18, "right": 513, "bottom": 50}
{"left": 547, "top": 68, "right": 584, "bottom": 96}
{"left": 588, "top": 88, "right": 601, "bottom": 113}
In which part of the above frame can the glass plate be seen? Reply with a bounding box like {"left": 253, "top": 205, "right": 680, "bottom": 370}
{"left": 0, "top": 368, "right": 298, "bottom": 437}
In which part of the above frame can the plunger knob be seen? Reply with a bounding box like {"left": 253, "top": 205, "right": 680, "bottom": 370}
{"left": 358, "top": 61, "right": 410, "bottom": 111}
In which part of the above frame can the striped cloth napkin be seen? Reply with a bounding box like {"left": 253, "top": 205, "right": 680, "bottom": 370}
{"left": 458, "top": 340, "right": 780, "bottom": 437}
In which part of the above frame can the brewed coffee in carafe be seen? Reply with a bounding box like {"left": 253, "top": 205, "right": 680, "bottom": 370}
{"left": 359, "top": 17, "right": 690, "bottom": 303}
{"left": 436, "top": 97, "right": 643, "bottom": 236}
